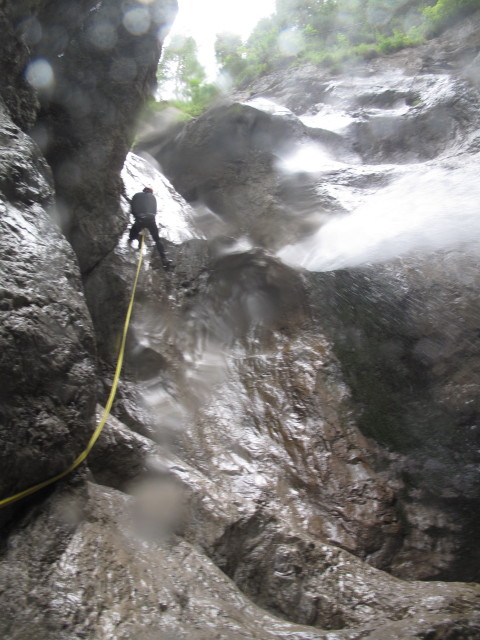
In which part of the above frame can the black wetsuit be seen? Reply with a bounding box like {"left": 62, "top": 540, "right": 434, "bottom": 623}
{"left": 129, "top": 191, "right": 169, "bottom": 267}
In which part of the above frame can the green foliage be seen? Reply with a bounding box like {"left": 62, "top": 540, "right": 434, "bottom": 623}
{"left": 423, "top": 0, "right": 480, "bottom": 33}
{"left": 246, "top": 17, "right": 284, "bottom": 69}
{"left": 158, "top": 0, "right": 478, "bottom": 109}
{"left": 213, "top": 0, "right": 478, "bottom": 87}
{"left": 352, "top": 42, "right": 380, "bottom": 59}
{"left": 276, "top": 0, "right": 337, "bottom": 36}
{"left": 376, "top": 29, "right": 423, "bottom": 53}
{"left": 186, "top": 81, "right": 221, "bottom": 116}
{"left": 215, "top": 32, "right": 245, "bottom": 73}
{"left": 213, "top": 17, "right": 287, "bottom": 88}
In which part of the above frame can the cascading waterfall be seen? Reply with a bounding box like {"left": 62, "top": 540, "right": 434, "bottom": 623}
{"left": 278, "top": 153, "right": 480, "bottom": 273}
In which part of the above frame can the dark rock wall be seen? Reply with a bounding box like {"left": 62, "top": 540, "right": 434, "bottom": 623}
{"left": 0, "top": 1, "right": 43, "bottom": 130}
{"left": 29, "top": 0, "right": 178, "bottom": 273}
{"left": 308, "top": 253, "right": 480, "bottom": 581}
{"left": 0, "top": 30, "right": 96, "bottom": 517}
{"left": 136, "top": 99, "right": 326, "bottom": 250}
{"left": 0, "top": 0, "right": 176, "bottom": 512}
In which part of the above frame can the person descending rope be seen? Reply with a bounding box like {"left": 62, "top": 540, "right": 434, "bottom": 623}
{"left": 128, "top": 186, "right": 173, "bottom": 270}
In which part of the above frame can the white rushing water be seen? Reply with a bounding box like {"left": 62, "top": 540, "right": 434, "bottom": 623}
{"left": 278, "top": 160, "right": 480, "bottom": 272}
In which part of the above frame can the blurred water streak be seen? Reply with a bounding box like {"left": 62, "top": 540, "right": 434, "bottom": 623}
{"left": 278, "top": 159, "right": 480, "bottom": 272}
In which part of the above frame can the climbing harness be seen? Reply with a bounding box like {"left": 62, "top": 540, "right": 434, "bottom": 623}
{"left": 0, "top": 234, "right": 145, "bottom": 509}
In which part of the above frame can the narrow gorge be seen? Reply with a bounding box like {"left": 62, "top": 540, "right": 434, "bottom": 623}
{"left": 1, "top": 1, "right": 480, "bottom": 638}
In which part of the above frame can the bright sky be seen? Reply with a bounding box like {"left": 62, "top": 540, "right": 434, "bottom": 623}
{"left": 166, "top": 0, "right": 277, "bottom": 78}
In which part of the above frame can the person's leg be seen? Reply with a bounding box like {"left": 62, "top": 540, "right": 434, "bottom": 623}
{"left": 129, "top": 219, "right": 143, "bottom": 244}
{"left": 145, "top": 217, "right": 171, "bottom": 269}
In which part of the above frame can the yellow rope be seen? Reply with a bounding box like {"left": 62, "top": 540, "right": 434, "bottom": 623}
{"left": 0, "top": 235, "right": 145, "bottom": 509}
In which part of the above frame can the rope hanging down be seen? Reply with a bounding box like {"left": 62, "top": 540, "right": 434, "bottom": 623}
{"left": 0, "top": 234, "right": 145, "bottom": 509}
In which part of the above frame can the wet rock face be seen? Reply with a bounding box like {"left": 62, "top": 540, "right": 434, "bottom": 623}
{"left": 308, "top": 254, "right": 480, "bottom": 458}
{"left": 1, "top": 460, "right": 479, "bottom": 639}
{"left": 147, "top": 99, "right": 305, "bottom": 201}
{"left": 0, "top": 102, "right": 96, "bottom": 517}
{"left": 308, "top": 251, "right": 480, "bottom": 581}
{"left": 211, "top": 514, "right": 480, "bottom": 631}
{"left": 244, "top": 69, "right": 480, "bottom": 164}
{"left": 0, "top": 0, "right": 176, "bottom": 518}
{"left": 139, "top": 98, "right": 344, "bottom": 250}
{"left": 82, "top": 151, "right": 199, "bottom": 367}
{"left": 0, "top": 0, "right": 175, "bottom": 521}
{"left": 144, "top": 68, "right": 480, "bottom": 260}
{"left": 25, "top": 0, "right": 178, "bottom": 273}
{"left": 0, "top": 1, "right": 46, "bottom": 131}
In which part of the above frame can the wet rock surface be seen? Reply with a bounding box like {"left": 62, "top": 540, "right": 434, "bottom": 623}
{"left": 143, "top": 10, "right": 480, "bottom": 585}
{"left": 144, "top": 11, "right": 480, "bottom": 247}
{"left": 28, "top": 0, "right": 178, "bottom": 274}
{"left": 137, "top": 98, "right": 319, "bottom": 250}
{"left": 0, "top": 100, "right": 96, "bottom": 520}
{"left": 1, "top": 449, "right": 479, "bottom": 639}
{"left": 0, "top": 0, "right": 175, "bottom": 514}
{"left": 1, "top": 3, "right": 480, "bottom": 639}
{"left": 307, "top": 250, "right": 480, "bottom": 581}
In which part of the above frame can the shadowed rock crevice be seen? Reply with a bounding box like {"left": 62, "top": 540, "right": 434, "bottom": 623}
{"left": 210, "top": 512, "right": 480, "bottom": 631}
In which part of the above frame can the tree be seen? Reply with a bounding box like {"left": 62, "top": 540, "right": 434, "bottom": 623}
{"left": 158, "top": 35, "right": 206, "bottom": 102}
{"left": 214, "top": 32, "right": 246, "bottom": 80}
{"left": 275, "top": 0, "right": 339, "bottom": 45}
{"left": 156, "top": 34, "right": 220, "bottom": 116}
{"left": 245, "top": 16, "right": 282, "bottom": 68}
{"left": 276, "top": 0, "right": 335, "bottom": 27}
